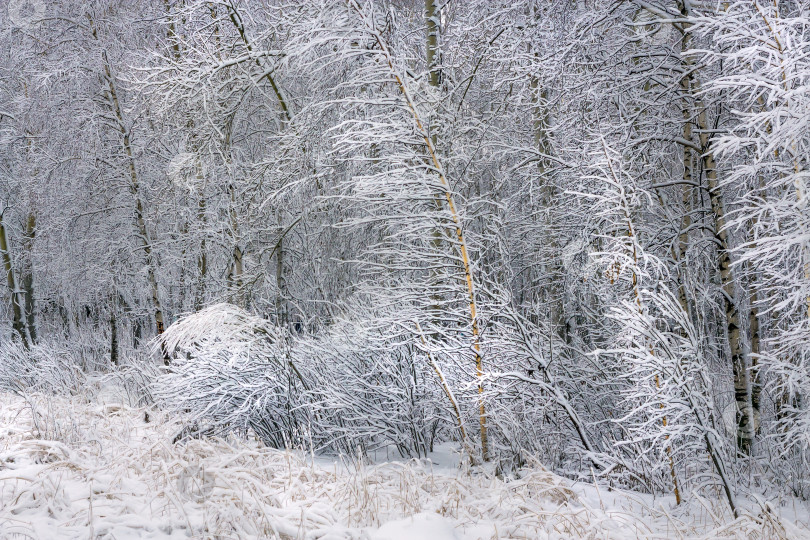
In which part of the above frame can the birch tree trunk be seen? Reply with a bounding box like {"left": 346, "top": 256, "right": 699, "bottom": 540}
{"left": 426, "top": 0, "right": 440, "bottom": 92}
{"left": 697, "top": 89, "right": 751, "bottom": 455}
{"left": 348, "top": 0, "right": 489, "bottom": 460}
{"left": 425, "top": 0, "right": 446, "bottom": 322}
{"left": 678, "top": 1, "right": 753, "bottom": 454}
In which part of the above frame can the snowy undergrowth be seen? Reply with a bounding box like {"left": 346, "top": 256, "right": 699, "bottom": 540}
{"left": 0, "top": 392, "right": 807, "bottom": 539}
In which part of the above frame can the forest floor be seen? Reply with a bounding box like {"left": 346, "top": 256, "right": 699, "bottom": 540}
{"left": 0, "top": 390, "right": 808, "bottom": 539}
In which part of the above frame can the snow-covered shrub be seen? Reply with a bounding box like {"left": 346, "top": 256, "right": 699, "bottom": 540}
{"left": 157, "top": 303, "right": 457, "bottom": 458}
{"left": 294, "top": 317, "right": 448, "bottom": 458}
{"left": 100, "top": 356, "right": 160, "bottom": 407}
{"left": 0, "top": 338, "right": 86, "bottom": 395}
{"left": 155, "top": 303, "right": 309, "bottom": 448}
{"left": 607, "top": 289, "right": 736, "bottom": 510}
{"left": 480, "top": 308, "right": 604, "bottom": 474}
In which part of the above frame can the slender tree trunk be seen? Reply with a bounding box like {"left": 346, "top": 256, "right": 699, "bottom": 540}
{"left": 110, "top": 296, "right": 118, "bottom": 366}
{"left": 415, "top": 320, "right": 470, "bottom": 454}
{"left": 89, "top": 16, "right": 167, "bottom": 360}
{"left": 165, "top": 0, "right": 181, "bottom": 61}
{"left": 745, "top": 104, "right": 767, "bottom": 441}
{"left": 748, "top": 282, "right": 761, "bottom": 437}
{"left": 530, "top": 74, "right": 565, "bottom": 346}
{"left": 678, "top": 2, "right": 752, "bottom": 454}
{"left": 276, "top": 223, "right": 286, "bottom": 328}
{"left": 426, "top": 0, "right": 488, "bottom": 460}
{"left": 133, "top": 317, "right": 142, "bottom": 348}
{"left": 675, "top": 62, "right": 694, "bottom": 320}
{"left": 426, "top": 0, "right": 440, "bottom": 92}
{"left": 0, "top": 212, "right": 27, "bottom": 347}
{"left": 697, "top": 83, "right": 751, "bottom": 456}
{"left": 177, "top": 219, "right": 189, "bottom": 312}
{"left": 194, "top": 195, "right": 207, "bottom": 311}
{"left": 229, "top": 183, "right": 244, "bottom": 307}
{"left": 21, "top": 213, "right": 36, "bottom": 345}
{"left": 425, "top": 0, "right": 447, "bottom": 322}
{"left": 603, "top": 142, "right": 681, "bottom": 505}
{"left": 528, "top": 5, "right": 567, "bottom": 347}
{"left": 225, "top": 121, "right": 244, "bottom": 306}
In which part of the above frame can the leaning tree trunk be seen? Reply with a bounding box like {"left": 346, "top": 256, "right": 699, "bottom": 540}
{"left": 349, "top": 0, "right": 489, "bottom": 461}
{"left": 89, "top": 15, "right": 167, "bottom": 359}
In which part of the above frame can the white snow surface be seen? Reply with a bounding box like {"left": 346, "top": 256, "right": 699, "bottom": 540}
{"left": 0, "top": 392, "right": 808, "bottom": 539}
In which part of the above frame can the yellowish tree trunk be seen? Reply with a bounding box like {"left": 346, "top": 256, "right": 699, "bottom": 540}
{"left": 348, "top": 0, "right": 488, "bottom": 461}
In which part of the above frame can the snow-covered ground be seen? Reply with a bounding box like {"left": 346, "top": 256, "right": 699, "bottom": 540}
{"left": 0, "top": 391, "right": 807, "bottom": 539}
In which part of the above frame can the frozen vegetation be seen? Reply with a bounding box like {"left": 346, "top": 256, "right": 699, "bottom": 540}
{"left": 1, "top": 389, "right": 808, "bottom": 539}
{"left": 3, "top": 0, "right": 810, "bottom": 537}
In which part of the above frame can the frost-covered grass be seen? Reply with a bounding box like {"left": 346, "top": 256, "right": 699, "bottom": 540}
{"left": 0, "top": 391, "right": 808, "bottom": 539}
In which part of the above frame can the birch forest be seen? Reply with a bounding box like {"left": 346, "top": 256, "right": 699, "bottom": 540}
{"left": 1, "top": 0, "right": 810, "bottom": 538}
